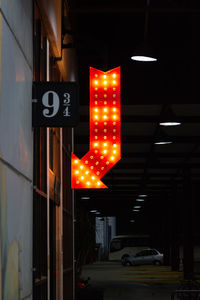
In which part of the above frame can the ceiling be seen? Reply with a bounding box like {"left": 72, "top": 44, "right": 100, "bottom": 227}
{"left": 68, "top": 0, "right": 200, "bottom": 233}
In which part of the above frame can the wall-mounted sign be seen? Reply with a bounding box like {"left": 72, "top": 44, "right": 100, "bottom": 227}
{"left": 71, "top": 67, "right": 121, "bottom": 189}
{"left": 32, "top": 82, "right": 79, "bottom": 127}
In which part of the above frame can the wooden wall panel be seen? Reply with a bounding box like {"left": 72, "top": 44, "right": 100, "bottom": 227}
{"left": 36, "top": 0, "right": 62, "bottom": 57}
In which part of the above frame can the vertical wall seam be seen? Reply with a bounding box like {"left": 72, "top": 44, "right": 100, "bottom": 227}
{"left": 0, "top": 8, "right": 33, "bottom": 72}
{"left": 0, "top": 10, "right": 2, "bottom": 300}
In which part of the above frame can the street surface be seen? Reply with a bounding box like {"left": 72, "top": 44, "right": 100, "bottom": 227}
{"left": 81, "top": 261, "right": 181, "bottom": 300}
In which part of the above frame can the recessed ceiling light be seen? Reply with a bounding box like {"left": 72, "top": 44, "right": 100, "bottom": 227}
{"left": 133, "top": 209, "right": 140, "bottom": 212}
{"left": 136, "top": 198, "right": 145, "bottom": 202}
{"left": 81, "top": 196, "right": 90, "bottom": 200}
{"left": 134, "top": 206, "right": 141, "bottom": 209}
{"left": 90, "top": 210, "right": 97, "bottom": 213}
{"left": 138, "top": 194, "right": 147, "bottom": 198}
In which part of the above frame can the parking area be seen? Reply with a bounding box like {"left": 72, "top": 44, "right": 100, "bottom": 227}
{"left": 80, "top": 261, "right": 183, "bottom": 299}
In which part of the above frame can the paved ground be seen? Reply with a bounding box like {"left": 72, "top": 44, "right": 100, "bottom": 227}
{"left": 81, "top": 261, "right": 182, "bottom": 299}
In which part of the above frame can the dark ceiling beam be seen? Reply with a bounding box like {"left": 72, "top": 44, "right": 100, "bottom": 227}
{"left": 105, "top": 173, "right": 200, "bottom": 178}
{"left": 75, "top": 152, "right": 200, "bottom": 158}
{"left": 81, "top": 197, "right": 163, "bottom": 204}
{"left": 80, "top": 198, "right": 162, "bottom": 205}
{"left": 75, "top": 135, "right": 200, "bottom": 144}
{"left": 105, "top": 183, "right": 183, "bottom": 188}
{"left": 104, "top": 179, "right": 183, "bottom": 184}
{"left": 104, "top": 180, "right": 200, "bottom": 188}
{"left": 80, "top": 195, "right": 153, "bottom": 200}
{"left": 79, "top": 115, "right": 200, "bottom": 123}
{"left": 105, "top": 176, "right": 200, "bottom": 182}
{"left": 76, "top": 190, "right": 168, "bottom": 198}
{"left": 104, "top": 173, "right": 200, "bottom": 179}
{"left": 76, "top": 184, "right": 189, "bottom": 196}
{"left": 116, "top": 152, "right": 200, "bottom": 158}
{"left": 113, "top": 162, "right": 200, "bottom": 169}
{"left": 73, "top": 7, "right": 200, "bottom": 14}
{"left": 76, "top": 189, "right": 162, "bottom": 195}
{"left": 80, "top": 196, "right": 167, "bottom": 206}
{"left": 101, "top": 185, "right": 172, "bottom": 191}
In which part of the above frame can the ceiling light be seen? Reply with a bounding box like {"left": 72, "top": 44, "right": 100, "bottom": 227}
{"left": 136, "top": 198, "right": 145, "bottom": 202}
{"left": 134, "top": 206, "right": 141, "bottom": 209}
{"left": 81, "top": 196, "right": 90, "bottom": 200}
{"left": 133, "top": 209, "right": 140, "bottom": 212}
{"left": 131, "top": 40, "right": 157, "bottom": 62}
{"left": 131, "top": 0, "right": 157, "bottom": 63}
{"left": 131, "top": 54, "right": 157, "bottom": 62}
{"left": 90, "top": 210, "right": 97, "bottom": 213}
{"left": 130, "top": 220, "right": 135, "bottom": 223}
{"left": 159, "top": 122, "right": 181, "bottom": 127}
{"left": 138, "top": 194, "right": 147, "bottom": 198}
{"left": 154, "top": 141, "right": 172, "bottom": 145}
{"left": 159, "top": 106, "right": 181, "bottom": 127}
{"left": 154, "top": 127, "right": 173, "bottom": 145}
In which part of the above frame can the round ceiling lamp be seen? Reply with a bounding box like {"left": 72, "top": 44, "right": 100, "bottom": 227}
{"left": 131, "top": 0, "right": 157, "bottom": 62}
{"left": 131, "top": 56, "right": 157, "bottom": 62}
{"left": 131, "top": 40, "right": 157, "bottom": 62}
{"left": 159, "top": 106, "right": 181, "bottom": 127}
{"left": 154, "top": 127, "right": 173, "bottom": 145}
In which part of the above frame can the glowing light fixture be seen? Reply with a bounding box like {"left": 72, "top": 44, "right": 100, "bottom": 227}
{"left": 159, "top": 106, "right": 181, "bottom": 127}
{"left": 154, "top": 141, "right": 172, "bottom": 145}
{"left": 154, "top": 127, "right": 173, "bottom": 145}
{"left": 136, "top": 198, "right": 145, "bottom": 202}
{"left": 131, "top": 54, "right": 157, "bottom": 62}
{"left": 71, "top": 67, "right": 121, "bottom": 188}
{"left": 131, "top": 0, "right": 157, "bottom": 62}
{"left": 160, "top": 122, "right": 181, "bottom": 127}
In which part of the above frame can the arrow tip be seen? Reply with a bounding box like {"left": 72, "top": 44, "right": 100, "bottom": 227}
{"left": 71, "top": 153, "right": 108, "bottom": 189}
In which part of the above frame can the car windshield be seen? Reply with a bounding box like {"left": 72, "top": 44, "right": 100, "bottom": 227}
{"left": 135, "top": 249, "right": 158, "bottom": 257}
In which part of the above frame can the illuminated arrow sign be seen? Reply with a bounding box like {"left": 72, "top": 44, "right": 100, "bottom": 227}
{"left": 71, "top": 66, "right": 121, "bottom": 189}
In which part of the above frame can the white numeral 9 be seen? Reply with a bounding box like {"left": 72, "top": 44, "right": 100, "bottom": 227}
{"left": 42, "top": 91, "right": 59, "bottom": 118}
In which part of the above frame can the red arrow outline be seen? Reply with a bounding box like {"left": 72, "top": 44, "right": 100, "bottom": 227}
{"left": 71, "top": 67, "right": 121, "bottom": 189}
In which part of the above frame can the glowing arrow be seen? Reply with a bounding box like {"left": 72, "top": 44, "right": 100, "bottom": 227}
{"left": 71, "top": 66, "right": 121, "bottom": 189}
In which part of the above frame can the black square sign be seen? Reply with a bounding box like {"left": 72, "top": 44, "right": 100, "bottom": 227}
{"left": 32, "top": 82, "right": 79, "bottom": 127}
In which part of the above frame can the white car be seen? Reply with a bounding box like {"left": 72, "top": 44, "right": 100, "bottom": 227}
{"left": 122, "top": 248, "right": 163, "bottom": 266}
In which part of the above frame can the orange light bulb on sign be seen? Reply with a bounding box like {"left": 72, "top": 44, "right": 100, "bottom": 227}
{"left": 71, "top": 66, "right": 121, "bottom": 188}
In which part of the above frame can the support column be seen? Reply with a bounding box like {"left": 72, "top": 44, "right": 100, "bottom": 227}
{"left": 183, "top": 168, "right": 194, "bottom": 280}
{"left": 171, "top": 184, "right": 180, "bottom": 271}
{"left": 162, "top": 193, "right": 171, "bottom": 266}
